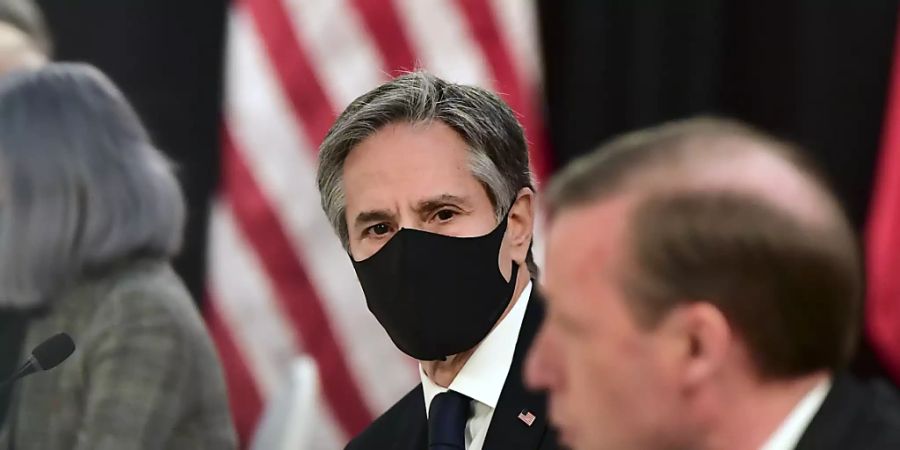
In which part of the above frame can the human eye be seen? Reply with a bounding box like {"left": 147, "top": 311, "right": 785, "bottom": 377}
{"left": 551, "top": 308, "right": 586, "bottom": 339}
{"left": 364, "top": 222, "right": 393, "bottom": 238}
{"left": 432, "top": 208, "right": 458, "bottom": 223}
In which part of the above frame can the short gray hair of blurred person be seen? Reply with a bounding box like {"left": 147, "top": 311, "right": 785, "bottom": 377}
{"left": 0, "top": 0, "right": 51, "bottom": 55}
{"left": 0, "top": 63, "right": 186, "bottom": 309}
{"left": 317, "top": 71, "right": 539, "bottom": 274}
{"left": 546, "top": 117, "right": 861, "bottom": 379}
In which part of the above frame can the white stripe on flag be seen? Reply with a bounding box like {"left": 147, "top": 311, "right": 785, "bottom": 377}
{"left": 208, "top": 201, "right": 299, "bottom": 399}
{"left": 283, "top": 0, "right": 388, "bottom": 110}
{"left": 490, "top": 0, "right": 543, "bottom": 88}
{"left": 395, "top": 0, "right": 492, "bottom": 86}
{"left": 226, "top": 7, "right": 418, "bottom": 416}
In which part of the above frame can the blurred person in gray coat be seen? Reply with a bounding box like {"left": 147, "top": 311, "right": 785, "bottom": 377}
{"left": 0, "top": 63, "right": 237, "bottom": 450}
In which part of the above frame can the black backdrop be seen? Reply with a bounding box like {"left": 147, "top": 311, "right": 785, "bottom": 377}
{"left": 539, "top": 0, "right": 899, "bottom": 230}
{"left": 34, "top": 0, "right": 900, "bottom": 377}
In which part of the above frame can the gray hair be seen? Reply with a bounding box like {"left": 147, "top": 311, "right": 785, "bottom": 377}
{"left": 316, "top": 71, "right": 537, "bottom": 273}
{"left": 0, "top": 63, "right": 185, "bottom": 308}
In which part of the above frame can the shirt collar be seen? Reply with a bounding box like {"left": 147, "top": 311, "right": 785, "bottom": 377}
{"left": 760, "top": 377, "right": 832, "bottom": 450}
{"left": 420, "top": 281, "right": 533, "bottom": 417}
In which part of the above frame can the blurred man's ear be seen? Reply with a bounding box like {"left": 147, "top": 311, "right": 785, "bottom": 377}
{"left": 658, "top": 302, "right": 732, "bottom": 389}
{"left": 507, "top": 187, "right": 535, "bottom": 264}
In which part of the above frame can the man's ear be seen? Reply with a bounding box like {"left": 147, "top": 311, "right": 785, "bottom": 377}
{"left": 507, "top": 187, "right": 535, "bottom": 263}
{"left": 658, "top": 302, "right": 732, "bottom": 389}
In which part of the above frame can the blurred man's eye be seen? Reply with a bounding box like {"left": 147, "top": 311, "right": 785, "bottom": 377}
{"left": 555, "top": 311, "right": 585, "bottom": 338}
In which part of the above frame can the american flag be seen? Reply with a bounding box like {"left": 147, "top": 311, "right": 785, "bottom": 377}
{"left": 867, "top": 12, "right": 900, "bottom": 385}
{"left": 203, "top": 0, "right": 549, "bottom": 447}
{"left": 518, "top": 409, "right": 537, "bottom": 427}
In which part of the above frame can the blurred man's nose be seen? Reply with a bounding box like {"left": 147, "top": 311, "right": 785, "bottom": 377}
{"left": 525, "top": 326, "right": 557, "bottom": 391}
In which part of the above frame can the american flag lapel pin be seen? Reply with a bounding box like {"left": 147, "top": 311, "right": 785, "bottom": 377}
{"left": 518, "top": 409, "right": 536, "bottom": 427}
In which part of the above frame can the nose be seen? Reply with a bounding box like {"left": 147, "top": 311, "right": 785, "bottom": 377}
{"left": 525, "top": 325, "right": 557, "bottom": 391}
{"left": 395, "top": 213, "right": 428, "bottom": 233}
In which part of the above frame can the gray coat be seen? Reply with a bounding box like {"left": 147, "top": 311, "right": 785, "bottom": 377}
{"left": 0, "top": 259, "right": 237, "bottom": 450}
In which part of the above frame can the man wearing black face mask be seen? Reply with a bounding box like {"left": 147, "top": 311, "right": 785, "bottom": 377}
{"left": 316, "top": 71, "right": 560, "bottom": 450}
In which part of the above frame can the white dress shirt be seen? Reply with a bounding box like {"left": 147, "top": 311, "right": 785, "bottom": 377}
{"left": 760, "top": 378, "right": 832, "bottom": 450}
{"left": 420, "top": 281, "right": 533, "bottom": 450}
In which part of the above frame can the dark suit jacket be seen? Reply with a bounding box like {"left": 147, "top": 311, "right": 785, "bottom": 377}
{"left": 346, "top": 288, "right": 559, "bottom": 450}
{"left": 795, "top": 373, "right": 900, "bottom": 450}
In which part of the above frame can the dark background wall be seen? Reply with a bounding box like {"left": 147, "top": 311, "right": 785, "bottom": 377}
{"left": 539, "top": 0, "right": 898, "bottom": 230}
{"left": 34, "top": 0, "right": 900, "bottom": 377}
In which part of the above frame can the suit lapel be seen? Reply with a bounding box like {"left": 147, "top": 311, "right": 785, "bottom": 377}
{"left": 483, "top": 288, "right": 552, "bottom": 449}
{"left": 392, "top": 385, "right": 427, "bottom": 450}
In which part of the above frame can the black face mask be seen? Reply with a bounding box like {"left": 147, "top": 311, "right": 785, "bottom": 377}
{"left": 351, "top": 217, "right": 519, "bottom": 361}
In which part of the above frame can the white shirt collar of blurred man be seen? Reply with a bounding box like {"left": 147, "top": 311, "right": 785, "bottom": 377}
{"left": 760, "top": 377, "right": 832, "bottom": 450}
{"left": 419, "top": 280, "right": 533, "bottom": 448}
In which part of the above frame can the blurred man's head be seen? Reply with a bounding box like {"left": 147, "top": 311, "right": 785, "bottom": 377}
{"left": 0, "top": 0, "right": 49, "bottom": 75}
{"left": 526, "top": 117, "right": 861, "bottom": 450}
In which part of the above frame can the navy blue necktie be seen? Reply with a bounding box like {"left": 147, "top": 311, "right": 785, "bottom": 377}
{"left": 428, "top": 390, "right": 471, "bottom": 449}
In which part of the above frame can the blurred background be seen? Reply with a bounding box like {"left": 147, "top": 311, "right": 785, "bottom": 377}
{"left": 29, "top": 0, "right": 900, "bottom": 448}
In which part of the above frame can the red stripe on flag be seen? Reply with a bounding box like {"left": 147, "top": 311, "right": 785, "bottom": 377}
{"left": 243, "top": 0, "right": 337, "bottom": 145}
{"left": 866, "top": 12, "right": 900, "bottom": 383}
{"left": 221, "top": 126, "right": 373, "bottom": 436}
{"left": 205, "top": 294, "right": 263, "bottom": 447}
{"left": 351, "top": 0, "right": 418, "bottom": 74}
{"left": 454, "top": 0, "right": 552, "bottom": 181}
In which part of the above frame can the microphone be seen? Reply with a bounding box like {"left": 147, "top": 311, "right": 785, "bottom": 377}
{"left": 1, "top": 332, "right": 75, "bottom": 388}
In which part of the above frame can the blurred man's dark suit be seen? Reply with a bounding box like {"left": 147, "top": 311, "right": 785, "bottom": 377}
{"left": 795, "top": 374, "right": 900, "bottom": 450}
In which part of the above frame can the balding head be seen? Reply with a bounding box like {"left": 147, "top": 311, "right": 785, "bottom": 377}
{"left": 550, "top": 118, "right": 842, "bottom": 226}
{"left": 547, "top": 117, "right": 861, "bottom": 378}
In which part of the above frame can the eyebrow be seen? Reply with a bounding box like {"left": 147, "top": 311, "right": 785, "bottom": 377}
{"left": 353, "top": 209, "right": 396, "bottom": 229}
{"left": 413, "top": 194, "right": 471, "bottom": 215}
{"left": 351, "top": 194, "right": 472, "bottom": 230}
